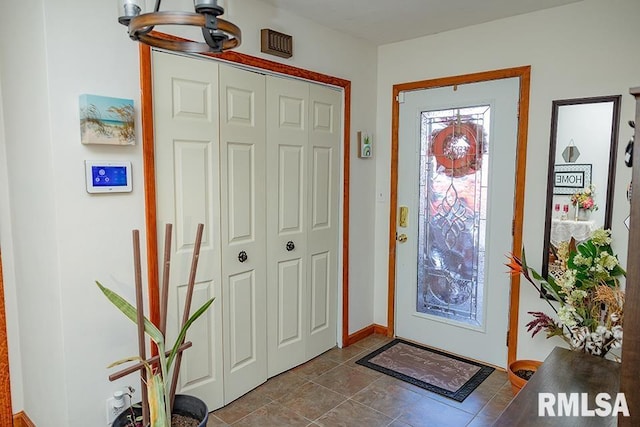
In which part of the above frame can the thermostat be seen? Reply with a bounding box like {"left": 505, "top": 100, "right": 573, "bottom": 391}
{"left": 85, "top": 160, "right": 132, "bottom": 193}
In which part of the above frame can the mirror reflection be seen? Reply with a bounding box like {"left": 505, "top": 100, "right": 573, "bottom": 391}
{"left": 542, "top": 95, "right": 621, "bottom": 280}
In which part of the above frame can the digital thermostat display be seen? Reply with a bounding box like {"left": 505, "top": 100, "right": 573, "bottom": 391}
{"left": 85, "top": 161, "right": 132, "bottom": 193}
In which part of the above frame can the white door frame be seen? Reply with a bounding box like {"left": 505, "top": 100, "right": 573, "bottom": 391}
{"left": 387, "top": 67, "right": 531, "bottom": 365}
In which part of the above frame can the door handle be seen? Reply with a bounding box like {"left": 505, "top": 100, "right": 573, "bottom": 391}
{"left": 238, "top": 251, "right": 248, "bottom": 263}
{"left": 286, "top": 241, "right": 295, "bottom": 251}
{"left": 397, "top": 233, "right": 408, "bottom": 243}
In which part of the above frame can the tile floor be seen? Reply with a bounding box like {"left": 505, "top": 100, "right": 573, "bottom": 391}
{"left": 208, "top": 334, "right": 514, "bottom": 427}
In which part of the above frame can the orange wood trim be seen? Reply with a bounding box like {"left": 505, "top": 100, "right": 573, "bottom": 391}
{"left": 392, "top": 66, "right": 532, "bottom": 94}
{"left": 342, "top": 82, "right": 351, "bottom": 347}
{"left": 345, "top": 323, "right": 389, "bottom": 346}
{"left": 346, "top": 324, "right": 375, "bottom": 346}
{"left": 139, "top": 36, "right": 352, "bottom": 346}
{"left": 13, "top": 411, "right": 36, "bottom": 427}
{"left": 386, "top": 86, "right": 401, "bottom": 338}
{"left": 373, "top": 324, "right": 388, "bottom": 336}
{"left": 139, "top": 44, "right": 161, "bottom": 332}
{"left": 0, "top": 252, "right": 13, "bottom": 427}
{"left": 508, "top": 67, "right": 531, "bottom": 364}
{"left": 388, "top": 66, "right": 531, "bottom": 364}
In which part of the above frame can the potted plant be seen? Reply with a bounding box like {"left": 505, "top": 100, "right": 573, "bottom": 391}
{"left": 97, "top": 225, "right": 212, "bottom": 427}
{"left": 506, "top": 228, "right": 625, "bottom": 393}
{"left": 507, "top": 359, "right": 542, "bottom": 395}
{"left": 97, "top": 281, "right": 212, "bottom": 427}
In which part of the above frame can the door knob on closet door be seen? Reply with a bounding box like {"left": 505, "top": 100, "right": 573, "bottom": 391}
{"left": 286, "top": 241, "right": 295, "bottom": 251}
{"left": 238, "top": 251, "right": 248, "bottom": 263}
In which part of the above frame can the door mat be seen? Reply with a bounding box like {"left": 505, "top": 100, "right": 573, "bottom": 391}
{"left": 355, "top": 339, "right": 495, "bottom": 402}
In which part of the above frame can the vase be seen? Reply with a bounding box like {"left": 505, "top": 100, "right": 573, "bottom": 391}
{"left": 576, "top": 208, "right": 589, "bottom": 221}
{"left": 507, "top": 360, "right": 542, "bottom": 395}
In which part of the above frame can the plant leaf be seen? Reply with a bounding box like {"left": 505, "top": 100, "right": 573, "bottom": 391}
{"left": 167, "top": 297, "right": 215, "bottom": 369}
{"left": 96, "top": 281, "right": 164, "bottom": 347}
{"left": 107, "top": 355, "right": 143, "bottom": 369}
{"left": 147, "top": 372, "right": 167, "bottom": 427}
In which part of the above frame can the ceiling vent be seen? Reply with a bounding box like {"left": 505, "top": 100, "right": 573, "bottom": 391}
{"left": 261, "top": 29, "right": 293, "bottom": 58}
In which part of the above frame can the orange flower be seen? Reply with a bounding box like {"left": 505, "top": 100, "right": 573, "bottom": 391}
{"left": 505, "top": 254, "right": 524, "bottom": 276}
{"left": 505, "top": 253, "right": 533, "bottom": 282}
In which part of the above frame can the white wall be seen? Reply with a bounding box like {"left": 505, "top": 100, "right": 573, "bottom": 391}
{"left": 0, "top": 1, "right": 377, "bottom": 426}
{"left": 374, "top": 0, "right": 638, "bottom": 362}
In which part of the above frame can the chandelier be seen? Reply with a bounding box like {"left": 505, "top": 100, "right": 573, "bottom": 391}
{"left": 118, "top": 0, "right": 241, "bottom": 53}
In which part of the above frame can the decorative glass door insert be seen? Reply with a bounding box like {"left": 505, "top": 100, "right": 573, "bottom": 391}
{"left": 417, "top": 106, "right": 490, "bottom": 328}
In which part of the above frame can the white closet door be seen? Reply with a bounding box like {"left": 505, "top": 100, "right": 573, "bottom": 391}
{"left": 218, "top": 64, "right": 268, "bottom": 403}
{"left": 152, "top": 51, "right": 224, "bottom": 409}
{"left": 306, "top": 84, "right": 340, "bottom": 358}
{"left": 266, "top": 76, "right": 310, "bottom": 377}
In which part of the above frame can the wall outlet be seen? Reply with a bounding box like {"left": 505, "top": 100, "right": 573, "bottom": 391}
{"left": 105, "top": 393, "right": 127, "bottom": 425}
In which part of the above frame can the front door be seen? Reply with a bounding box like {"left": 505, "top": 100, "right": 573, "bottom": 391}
{"left": 395, "top": 77, "right": 520, "bottom": 368}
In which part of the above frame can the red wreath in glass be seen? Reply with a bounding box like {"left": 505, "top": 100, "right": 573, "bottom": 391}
{"left": 430, "top": 122, "right": 484, "bottom": 177}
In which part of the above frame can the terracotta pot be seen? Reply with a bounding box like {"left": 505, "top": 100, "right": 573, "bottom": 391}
{"left": 112, "top": 394, "right": 209, "bottom": 427}
{"left": 507, "top": 359, "right": 542, "bottom": 395}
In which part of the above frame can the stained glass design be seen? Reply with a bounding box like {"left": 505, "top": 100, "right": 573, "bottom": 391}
{"left": 417, "top": 106, "right": 490, "bottom": 327}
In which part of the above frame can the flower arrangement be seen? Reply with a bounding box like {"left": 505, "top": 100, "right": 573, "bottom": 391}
{"left": 570, "top": 184, "right": 598, "bottom": 211}
{"left": 507, "top": 228, "right": 625, "bottom": 358}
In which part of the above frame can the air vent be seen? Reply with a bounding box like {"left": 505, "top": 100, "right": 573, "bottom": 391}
{"left": 261, "top": 29, "right": 293, "bottom": 58}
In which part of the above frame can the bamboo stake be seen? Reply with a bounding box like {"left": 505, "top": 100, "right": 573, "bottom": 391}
{"left": 109, "top": 341, "right": 192, "bottom": 382}
{"left": 159, "top": 223, "right": 173, "bottom": 336}
{"left": 169, "top": 223, "right": 204, "bottom": 404}
{"left": 132, "top": 230, "right": 150, "bottom": 427}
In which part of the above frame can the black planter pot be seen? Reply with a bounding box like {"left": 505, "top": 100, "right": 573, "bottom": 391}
{"left": 112, "top": 394, "right": 209, "bottom": 427}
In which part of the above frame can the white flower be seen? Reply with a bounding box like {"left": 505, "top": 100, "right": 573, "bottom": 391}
{"left": 612, "top": 325, "right": 623, "bottom": 340}
{"left": 573, "top": 254, "right": 592, "bottom": 267}
{"left": 590, "top": 228, "right": 612, "bottom": 246}
{"left": 568, "top": 289, "right": 588, "bottom": 304}
{"left": 558, "top": 305, "right": 578, "bottom": 327}
{"left": 557, "top": 269, "right": 577, "bottom": 292}
{"left": 597, "top": 252, "right": 618, "bottom": 271}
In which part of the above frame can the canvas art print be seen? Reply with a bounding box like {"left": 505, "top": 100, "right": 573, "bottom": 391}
{"left": 79, "top": 94, "right": 135, "bottom": 145}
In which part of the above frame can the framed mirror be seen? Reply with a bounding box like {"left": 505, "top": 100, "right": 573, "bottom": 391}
{"left": 542, "top": 95, "right": 621, "bottom": 280}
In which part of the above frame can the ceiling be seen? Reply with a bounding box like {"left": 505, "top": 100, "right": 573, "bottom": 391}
{"left": 258, "top": 0, "right": 582, "bottom": 45}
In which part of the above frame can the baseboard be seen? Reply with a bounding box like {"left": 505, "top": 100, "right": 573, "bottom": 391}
{"left": 13, "top": 411, "right": 35, "bottom": 427}
{"left": 345, "top": 323, "right": 389, "bottom": 346}
{"left": 373, "top": 324, "right": 389, "bottom": 336}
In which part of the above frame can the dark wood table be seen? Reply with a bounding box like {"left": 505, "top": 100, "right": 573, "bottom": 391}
{"left": 494, "top": 347, "right": 622, "bottom": 426}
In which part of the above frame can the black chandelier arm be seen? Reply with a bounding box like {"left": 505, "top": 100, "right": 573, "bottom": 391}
{"left": 128, "top": 11, "right": 241, "bottom": 53}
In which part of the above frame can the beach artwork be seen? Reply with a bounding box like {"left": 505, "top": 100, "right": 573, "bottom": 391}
{"left": 79, "top": 94, "right": 135, "bottom": 145}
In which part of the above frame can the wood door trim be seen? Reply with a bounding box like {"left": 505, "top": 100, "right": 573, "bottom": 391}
{"left": 388, "top": 66, "right": 531, "bottom": 365}
{"left": 139, "top": 38, "right": 352, "bottom": 346}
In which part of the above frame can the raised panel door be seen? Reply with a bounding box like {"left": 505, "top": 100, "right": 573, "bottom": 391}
{"left": 218, "top": 64, "right": 268, "bottom": 403}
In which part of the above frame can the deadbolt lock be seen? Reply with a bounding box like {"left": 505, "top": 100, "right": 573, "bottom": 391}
{"left": 397, "top": 233, "right": 408, "bottom": 243}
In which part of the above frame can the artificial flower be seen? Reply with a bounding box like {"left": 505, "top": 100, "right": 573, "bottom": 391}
{"left": 570, "top": 184, "right": 598, "bottom": 211}
{"left": 506, "top": 228, "right": 625, "bottom": 358}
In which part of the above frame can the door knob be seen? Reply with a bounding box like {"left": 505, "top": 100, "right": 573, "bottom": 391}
{"left": 238, "top": 251, "right": 248, "bottom": 263}
{"left": 286, "top": 241, "right": 295, "bottom": 251}
{"left": 397, "top": 233, "right": 408, "bottom": 243}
